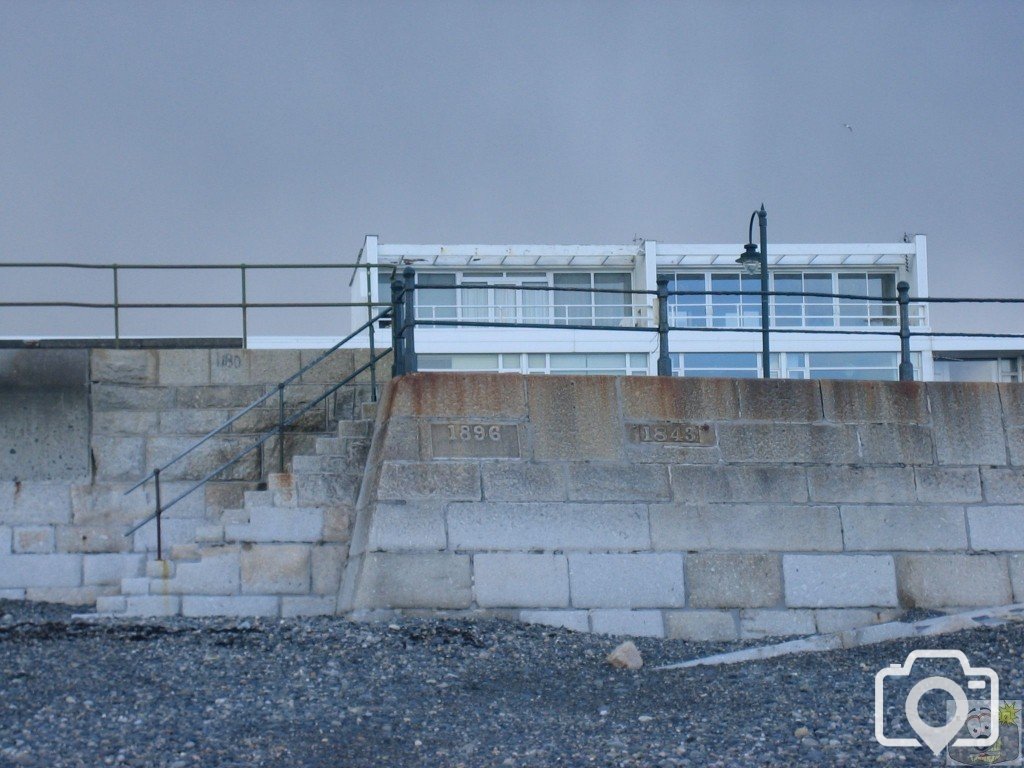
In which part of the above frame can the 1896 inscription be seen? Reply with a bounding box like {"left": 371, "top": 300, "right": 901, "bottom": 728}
{"left": 629, "top": 422, "right": 714, "bottom": 446}
{"left": 430, "top": 423, "right": 520, "bottom": 458}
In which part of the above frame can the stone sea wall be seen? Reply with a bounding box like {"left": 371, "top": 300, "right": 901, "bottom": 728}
{"left": 341, "top": 373, "right": 1024, "bottom": 639}
{"left": 0, "top": 347, "right": 373, "bottom": 604}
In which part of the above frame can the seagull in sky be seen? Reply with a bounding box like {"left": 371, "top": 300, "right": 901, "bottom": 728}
{"left": 841, "top": 122, "right": 854, "bottom": 132}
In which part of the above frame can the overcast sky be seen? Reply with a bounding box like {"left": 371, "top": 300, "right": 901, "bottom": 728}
{"left": 1, "top": 1, "right": 1022, "bottom": 335}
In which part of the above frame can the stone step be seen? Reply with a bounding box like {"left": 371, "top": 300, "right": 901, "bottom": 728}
{"left": 243, "top": 490, "right": 276, "bottom": 507}
{"left": 292, "top": 473, "right": 361, "bottom": 506}
{"left": 292, "top": 454, "right": 360, "bottom": 474}
{"left": 314, "top": 437, "right": 347, "bottom": 456}
{"left": 337, "top": 419, "right": 373, "bottom": 438}
{"left": 268, "top": 473, "right": 295, "bottom": 492}
{"left": 360, "top": 401, "right": 378, "bottom": 420}
{"left": 220, "top": 507, "right": 249, "bottom": 524}
{"left": 195, "top": 524, "right": 224, "bottom": 544}
{"left": 223, "top": 507, "right": 325, "bottom": 543}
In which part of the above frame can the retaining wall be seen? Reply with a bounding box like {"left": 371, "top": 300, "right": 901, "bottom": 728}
{"left": 0, "top": 347, "right": 374, "bottom": 604}
{"left": 340, "top": 373, "right": 1024, "bottom": 639}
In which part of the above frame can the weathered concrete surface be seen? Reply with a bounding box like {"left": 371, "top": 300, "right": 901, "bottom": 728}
{"left": 340, "top": 373, "right": 1024, "bottom": 639}
{"left": 0, "top": 350, "right": 90, "bottom": 481}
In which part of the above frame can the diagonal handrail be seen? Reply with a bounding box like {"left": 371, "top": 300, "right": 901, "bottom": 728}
{"left": 123, "top": 347, "right": 390, "bottom": 538}
{"left": 124, "top": 308, "right": 392, "bottom": 555}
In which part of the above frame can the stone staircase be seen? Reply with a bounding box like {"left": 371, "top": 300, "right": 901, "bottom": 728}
{"left": 96, "top": 402, "right": 377, "bottom": 618}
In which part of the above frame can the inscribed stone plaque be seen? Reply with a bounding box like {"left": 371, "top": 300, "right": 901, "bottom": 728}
{"left": 430, "top": 423, "right": 521, "bottom": 459}
{"left": 626, "top": 422, "right": 715, "bottom": 446}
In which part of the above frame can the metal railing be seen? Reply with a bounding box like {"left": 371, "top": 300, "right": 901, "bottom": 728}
{"left": 388, "top": 267, "right": 1024, "bottom": 381}
{"left": 123, "top": 308, "right": 392, "bottom": 560}
{"left": 0, "top": 261, "right": 384, "bottom": 348}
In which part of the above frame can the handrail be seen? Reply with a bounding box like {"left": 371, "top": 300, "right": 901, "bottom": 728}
{"left": 124, "top": 308, "right": 393, "bottom": 557}
{"left": 124, "top": 347, "right": 391, "bottom": 540}
{"left": 0, "top": 260, "right": 384, "bottom": 349}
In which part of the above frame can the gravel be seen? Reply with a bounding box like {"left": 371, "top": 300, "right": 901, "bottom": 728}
{"left": 2, "top": 599, "right": 1023, "bottom": 767}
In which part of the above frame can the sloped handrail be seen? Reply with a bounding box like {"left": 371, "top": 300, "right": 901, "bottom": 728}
{"left": 124, "top": 308, "right": 392, "bottom": 557}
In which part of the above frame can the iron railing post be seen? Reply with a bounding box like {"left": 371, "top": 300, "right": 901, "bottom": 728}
{"left": 112, "top": 264, "right": 120, "bottom": 348}
{"left": 240, "top": 264, "right": 248, "bottom": 349}
{"left": 758, "top": 207, "right": 770, "bottom": 379}
{"left": 366, "top": 265, "right": 378, "bottom": 401}
{"left": 897, "top": 280, "right": 914, "bottom": 381}
{"left": 154, "top": 467, "right": 162, "bottom": 561}
{"left": 656, "top": 276, "right": 672, "bottom": 376}
{"left": 402, "top": 266, "right": 418, "bottom": 374}
{"left": 277, "top": 383, "right": 286, "bottom": 473}
{"left": 391, "top": 275, "right": 405, "bottom": 377}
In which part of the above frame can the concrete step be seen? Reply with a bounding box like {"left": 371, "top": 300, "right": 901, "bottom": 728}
{"left": 360, "top": 401, "right": 378, "bottom": 420}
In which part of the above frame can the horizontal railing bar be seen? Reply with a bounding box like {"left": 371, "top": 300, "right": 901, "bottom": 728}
{"left": 914, "top": 297, "right": 1024, "bottom": 304}
{"left": 0, "top": 301, "right": 389, "bottom": 310}
{"left": 414, "top": 317, "right": 902, "bottom": 337}
{"left": 911, "top": 331, "right": 1024, "bottom": 339}
{"left": 412, "top": 319, "right": 660, "bottom": 333}
{"left": 0, "top": 262, "right": 377, "bottom": 270}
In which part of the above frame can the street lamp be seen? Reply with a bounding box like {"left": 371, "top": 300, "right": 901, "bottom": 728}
{"left": 736, "top": 204, "right": 770, "bottom": 378}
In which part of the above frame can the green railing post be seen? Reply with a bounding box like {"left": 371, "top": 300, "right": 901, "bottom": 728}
{"left": 366, "top": 265, "right": 377, "bottom": 401}
{"left": 402, "top": 266, "right": 417, "bottom": 374}
{"left": 391, "top": 275, "right": 405, "bottom": 377}
{"left": 656, "top": 276, "right": 672, "bottom": 376}
{"left": 898, "top": 281, "right": 915, "bottom": 381}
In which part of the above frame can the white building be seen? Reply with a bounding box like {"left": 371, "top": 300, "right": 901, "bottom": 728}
{"left": 351, "top": 234, "right": 1020, "bottom": 383}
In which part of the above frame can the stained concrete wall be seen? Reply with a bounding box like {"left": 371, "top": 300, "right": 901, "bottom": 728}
{"left": 0, "top": 350, "right": 91, "bottom": 481}
{"left": 341, "top": 373, "right": 1024, "bottom": 639}
{"left": 0, "top": 347, "right": 375, "bottom": 604}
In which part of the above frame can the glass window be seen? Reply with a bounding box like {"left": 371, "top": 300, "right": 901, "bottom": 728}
{"left": 417, "top": 272, "right": 457, "bottom": 320}
{"left": 710, "top": 274, "right": 760, "bottom": 328}
{"left": 773, "top": 273, "right": 803, "bottom": 327}
{"left": 553, "top": 273, "right": 590, "bottom": 325}
{"left": 804, "top": 352, "right": 898, "bottom": 381}
{"left": 804, "top": 274, "right": 833, "bottom": 326}
{"left": 418, "top": 354, "right": 500, "bottom": 371}
{"left": 663, "top": 273, "right": 706, "bottom": 328}
{"left": 594, "top": 273, "right": 632, "bottom": 325}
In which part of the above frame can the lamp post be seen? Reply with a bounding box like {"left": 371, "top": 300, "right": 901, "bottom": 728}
{"left": 736, "top": 204, "right": 770, "bottom": 378}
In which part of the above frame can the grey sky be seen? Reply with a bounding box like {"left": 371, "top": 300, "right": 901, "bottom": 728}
{"left": 1, "top": 1, "right": 1022, "bottom": 336}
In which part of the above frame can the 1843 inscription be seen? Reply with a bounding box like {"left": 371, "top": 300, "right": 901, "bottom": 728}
{"left": 628, "top": 422, "right": 714, "bottom": 446}
{"left": 430, "top": 423, "right": 520, "bottom": 459}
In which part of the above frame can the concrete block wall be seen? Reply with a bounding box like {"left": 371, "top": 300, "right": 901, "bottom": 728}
{"left": 341, "top": 374, "right": 1024, "bottom": 639}
{"left": 0, "top": 347, "right": 377, "bottom": 604}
